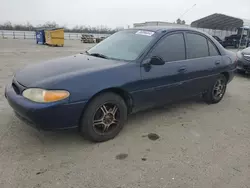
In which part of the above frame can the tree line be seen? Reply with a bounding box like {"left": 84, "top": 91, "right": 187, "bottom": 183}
{"left": 175, "top": 19, "right": 186, "bottom": 25}
{"left": 0, "top": 21, "right": 121, "bottom": 34}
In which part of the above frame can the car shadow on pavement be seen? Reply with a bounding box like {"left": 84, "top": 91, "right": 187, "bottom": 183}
{"left": 235, "top": 72, "right": 250, "bottom": 79}
{"left": 13, "top": 96, "right": 205, "bottom": 147}
{"left": 126, "top": 96, "right": 205, "bottom": 128}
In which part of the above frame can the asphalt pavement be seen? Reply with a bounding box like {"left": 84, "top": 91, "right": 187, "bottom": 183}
{"left": 0, "top": 39, "right": 250, "bottom": 188}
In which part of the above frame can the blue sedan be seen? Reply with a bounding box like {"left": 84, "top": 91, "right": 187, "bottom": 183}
{"left": 5, "top": 27, "right": 236, "bottom": 142}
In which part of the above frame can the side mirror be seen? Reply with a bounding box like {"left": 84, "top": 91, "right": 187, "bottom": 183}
{"left": 150, "top": 56, "right": 165, "bottom": 65}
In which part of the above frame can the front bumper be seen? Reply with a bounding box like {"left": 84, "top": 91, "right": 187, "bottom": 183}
{"left": 236, "top": 59, "right": 250, "bottom": 72}
{"left": 5, "top": 83, "right": 87, "bottom": 131}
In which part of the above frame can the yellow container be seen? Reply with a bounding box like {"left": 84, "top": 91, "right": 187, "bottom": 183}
{"left": 45, "top": 28, "right": 64, "bottom": 47}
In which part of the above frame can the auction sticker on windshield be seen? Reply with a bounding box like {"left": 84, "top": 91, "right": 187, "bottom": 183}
{"left": 135, "top": 30, "right": 155, "bottom": 36}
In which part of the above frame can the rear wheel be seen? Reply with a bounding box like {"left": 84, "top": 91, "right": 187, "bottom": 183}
{"left": 80, "top": 92, "right": 127, "bottom": 142}
{"left": 203, "top": 74, "right": 227, "bottom": 104}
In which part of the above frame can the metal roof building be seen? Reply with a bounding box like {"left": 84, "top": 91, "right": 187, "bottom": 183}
{"left": 133, "top": 14, "right": 250, "bottom": 40}
{"left": 191, "top": 13, "right": 250, "bottom": 30}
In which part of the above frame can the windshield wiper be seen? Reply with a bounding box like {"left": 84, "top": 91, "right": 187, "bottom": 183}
{"left": 88, "top": 53, "right": 109, "bottom": 59}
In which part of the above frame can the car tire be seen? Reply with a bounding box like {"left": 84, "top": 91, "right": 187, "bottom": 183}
{"left": 203, "top": 74, "right": 227, "bottom": 104}
{"left": 79, "top": 92, "right": 127, "bottom": 142}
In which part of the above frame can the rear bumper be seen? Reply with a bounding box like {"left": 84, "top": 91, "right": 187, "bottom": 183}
{"left": 5, "top": 83, "right": 87, "bottom": 131}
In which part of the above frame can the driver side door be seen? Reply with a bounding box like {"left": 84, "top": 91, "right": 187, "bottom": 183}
{"left": 140, "top": 32, "right": 192, "bottom": 107}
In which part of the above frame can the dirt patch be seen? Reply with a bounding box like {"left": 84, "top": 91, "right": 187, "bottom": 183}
{"left": 147, "top": 133, "right": 160, "bottom": 141}
{"left": 115, "top": 153, "right": 128, "bottom": 160}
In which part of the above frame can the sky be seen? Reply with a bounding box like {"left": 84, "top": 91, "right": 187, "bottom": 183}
{"left": 1, "top": 0, "right": 250, "bottom": 28}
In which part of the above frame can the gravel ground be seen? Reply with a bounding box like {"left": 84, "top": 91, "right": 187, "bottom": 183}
{"left": 0, "top": 39, "right": 250, "bottom": 188}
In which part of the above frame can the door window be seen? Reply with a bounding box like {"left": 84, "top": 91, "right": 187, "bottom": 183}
{"left": 150, "top": 33, "right": 186, "bottom": 62}
{"left": 186, "top": 33, "right": 209, "bottom": 59}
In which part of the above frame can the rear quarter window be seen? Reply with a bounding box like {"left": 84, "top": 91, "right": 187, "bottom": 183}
{"left": 208, "top": 40, "right": 220, "bottom": 56}
{"left": 186, "top": 33, "right": 209, "bottom": 59}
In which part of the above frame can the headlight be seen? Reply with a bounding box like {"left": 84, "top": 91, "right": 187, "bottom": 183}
{"left": 22, "top": 88, "right": 70, "bottom": 103}
{"left": 243, "top": 54, "right": 250, "bottom": 58}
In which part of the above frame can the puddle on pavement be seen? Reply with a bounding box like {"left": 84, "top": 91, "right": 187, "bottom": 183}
{"left": 147, "top": 133, "right": 160, "bottom": 141}
{"left": 36, "top": 169, "right": 47, "bottom": 175}
{"left": 141, "top": 157, "right": 147, "bottom": 161}
{"left": 115, "top": 153, "right": 128, "bottom": 160}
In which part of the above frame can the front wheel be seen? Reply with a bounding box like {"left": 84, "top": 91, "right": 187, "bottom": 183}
{"left": 203, "top": 74, "right": 227, "bottom": 104}
{"left": 79, "top": 92, "right": 127, "bottom": 142}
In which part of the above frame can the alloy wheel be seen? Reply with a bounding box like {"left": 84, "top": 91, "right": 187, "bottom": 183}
{"left": 92, "top": 103, "right": 120, "bottom": 134}
{"left": 213, "top": 78, "right": 226, "bottom": 100}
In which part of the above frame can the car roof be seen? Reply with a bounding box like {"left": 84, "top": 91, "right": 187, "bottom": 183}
{"left": 126, "top": 26, "right": 227, "bottom": 56}
{"left": 127, "top": 26, "right": 202, "bottom": 34}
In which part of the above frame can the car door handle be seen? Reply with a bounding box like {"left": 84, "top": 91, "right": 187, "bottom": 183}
{"left": 178, "top": 66, "right": 187, "bottom": 73}
{"left": 215, "top": 61, "right": 221, "bottom": 65}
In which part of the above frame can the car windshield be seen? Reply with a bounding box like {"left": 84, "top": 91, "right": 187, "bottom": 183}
{"left": 87, "top": 30, "right": 156, "bottom": 61}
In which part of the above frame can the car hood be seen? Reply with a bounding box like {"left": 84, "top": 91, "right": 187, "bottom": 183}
{"left": 242, "top": 47, "right": 250, "bottom": 55}
{"left": 15, "top": 54, "right": 126, "bottom": 87}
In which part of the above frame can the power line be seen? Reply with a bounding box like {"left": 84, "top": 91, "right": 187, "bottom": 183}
{"left": 178, "top": 4, "right": 196, "bottom": 20}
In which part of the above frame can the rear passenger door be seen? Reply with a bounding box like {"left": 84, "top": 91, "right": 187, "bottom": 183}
{"left": 183, "top": 32, "right": 222, "bottom": 94}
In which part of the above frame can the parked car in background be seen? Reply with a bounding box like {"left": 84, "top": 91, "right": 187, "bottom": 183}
{"left": 212, "top": 36, "right": 225, "bottom": 47}
{"left": 81, "top": 34, "right": 96, "bottom": 43}
{"left": 223, "top": 28, "right": 250, "bottom": 48}
{"left": 96, "top": 36, "right": 106, "bottom": 43}
{"left": 236, "top": 47, "right": 250, "bottom": 73}
{"left": 5, "top": 27, "right": 236, "bottom": 142}
{"left": 223, "top": 35, "right": 249, "bottom": 48}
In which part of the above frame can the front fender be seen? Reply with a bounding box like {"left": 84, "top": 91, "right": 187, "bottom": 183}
{"left": 64, "top": 64, "right": 141, "bottom": 103}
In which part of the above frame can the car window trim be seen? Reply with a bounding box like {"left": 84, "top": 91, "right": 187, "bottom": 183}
{"left": 206, "top": 38, "right": 210, "bottom": 56}
{"left": 136, "top": 35, "right": 160, "bottom": 62}
{"left": 143, "top": 31, "right": 187, "bottom": 63}
{"left": 186, "top": 31, "right": 221, "bottom": 57}
{"left": 185, "top": 31, "right": 211, "bottom": 59}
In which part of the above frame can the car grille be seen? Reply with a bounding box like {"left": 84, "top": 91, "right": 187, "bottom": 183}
{"left": 243, "top": 65, "right": 250, "bottom": 72}
{"left": 12, "top": 78, "right": 26, "bottom": 95}
{"left": 12, "top": 82, "right": 20, "bottom": 94}
{"left": 243, "top": 55, "right": 250, "bottom": 62}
